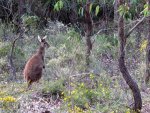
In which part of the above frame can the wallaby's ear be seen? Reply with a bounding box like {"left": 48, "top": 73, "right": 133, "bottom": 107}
{"left": 38, "top": 35, "right": 41, "bottom": 42}
{"left": 43, "top": 35, "right": 47, "bottom": 39}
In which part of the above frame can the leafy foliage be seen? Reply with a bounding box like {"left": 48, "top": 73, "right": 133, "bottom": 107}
{"left": 54, "top": 0, "right": 64, "bottom": 11}
{"left": 118, "top": 4, "right": 130, "bottom": 19}
{"left": 42, "top": 79, "right": 65, "bottom": 97}
{"left": 140, "top": 39, "right": 148, "bottom": 52}
{"left": 0, "top": 0, "right": 149, "bottom": 112}
{"left": 0, "top": 42, "right": 11, "bottom": 58}
{"left": 95, "top": 5, "right": 100, "bottom": 16}
{"left": 141, "top": 4, "right": 150, "bottom": 16}
{"left": 93, "top": 35, "right": 118, "bottom": 57}
{"left": 63, "top": 74, "right": 111, "bottom": 111}
{"left": 22, "top": 15, "right": 39, "bottom": 28}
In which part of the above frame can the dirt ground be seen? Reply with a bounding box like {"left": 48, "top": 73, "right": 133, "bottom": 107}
{"left": 141, "top": 88, "right": 150, "bottom": 113}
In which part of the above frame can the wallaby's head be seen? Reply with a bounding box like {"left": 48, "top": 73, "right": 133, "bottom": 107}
{"left": 38, "top": 35, "right": 50, "bottom": 48}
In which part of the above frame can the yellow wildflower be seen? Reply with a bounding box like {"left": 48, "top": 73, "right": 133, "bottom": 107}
{"left": 125, "top": 108, "right": 131, "bottom": 113}
{"left": 70, "top": 83, "right": 74, "bottom": 86}
{"left": 61, "top": 92, "right": 64, "bottom": 95}
{"left": 80, "top": 83, "right": 84, "bottom": 87}
{"left": 90, "top": 74, "right": 94, "bottom": 79}
{"left": 0, "top": 97, "right": 3, "bottom": 101}
{"left": 102, "top": 88, "right": 105, "bottom": 93}
{"left": 84, "top": 103, "right": 89, "bottom": 108}
{"left": 1, "top": 96, "right": 16, "bottom": 102}
{"left": 140, "top": 39, "right": 148, "bottom": 51}
{"left": 99, "top": 84, "right": 102, "bottom": 87}
{"left": 64, "top": 97, "right": 67, "bottom": 101}
{"left": 68, "top": 103, "right": 71, "bottom": 107}
{"left": 71, "top": 90, "right": 76, "bottom": 95}
{"left": 110, "top": 111, "right": 115, "bottom": 113}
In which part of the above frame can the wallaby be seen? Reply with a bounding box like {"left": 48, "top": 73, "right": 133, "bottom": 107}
{"left": 23, "top": 36, "right": 49, "bottom": 89}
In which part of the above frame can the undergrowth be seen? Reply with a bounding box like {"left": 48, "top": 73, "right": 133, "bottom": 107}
{"left": 0, "top": 21, "right": 149, "bottom": 113}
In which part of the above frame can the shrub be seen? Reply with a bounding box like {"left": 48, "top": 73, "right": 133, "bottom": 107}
{"left": 41, "top": 79, "right": 65, "bottom": 98}
{"left": 0, "top": 91, "right": 17, "bottom": 113}
{"left": 63, "top": 74, "right": 111, "bottom": 111}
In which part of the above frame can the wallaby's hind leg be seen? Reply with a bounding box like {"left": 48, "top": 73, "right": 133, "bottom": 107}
{"left": 27, "top": 80, "right": 32, "bottom": 90}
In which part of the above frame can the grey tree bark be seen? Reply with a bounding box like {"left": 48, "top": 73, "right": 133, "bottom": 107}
{"left": 84, "top": 0, "right": 93, "bottom": 69}
{"left": 118, "top": 0, "right": 142, "bottom": 112}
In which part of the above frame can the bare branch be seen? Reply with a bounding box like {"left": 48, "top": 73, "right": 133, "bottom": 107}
{"left": 10, "top": 35, "right": 20, "bottom": 58}
{"left": 126, "top": 16, "right": 146, "bottom": 38}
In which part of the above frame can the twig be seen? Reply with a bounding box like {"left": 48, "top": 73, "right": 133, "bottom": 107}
{"left": 0, "top": 4, "right": 11, "bottom": 12}
{"left": 10, "top": 34, "right": 21, "bottom": 57}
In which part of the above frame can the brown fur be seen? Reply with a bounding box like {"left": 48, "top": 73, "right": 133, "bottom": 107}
{"left": 23, "top": 36, "right": 49, "bottom": 89}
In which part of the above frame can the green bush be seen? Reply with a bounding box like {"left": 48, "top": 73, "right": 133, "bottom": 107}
{"left": 0, "top": 42, "right": 10, "bottom": 58}
{"left": 22, "top": 15, "right": 39, "bottom": 28}
{"left": 63, "top": 74, "right": 111, "bottom": 110}
{"left": 94, "top": 34, "right": 118, "bottom": 57}
{"left": 42, "top": 79, "right": 65, "bottom": 96}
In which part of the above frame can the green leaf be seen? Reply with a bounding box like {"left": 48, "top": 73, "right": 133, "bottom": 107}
{"left": 54, "top": 2, "right": 59, "bottom": 11}
{"left": 144, "top": 4, "right": 148, "bottom": 9}
{"left": 78, "top": 7, "right": 81, "bottom": 15}
{"left": 118, "top": 4, "right": 130, "bottom": 17}
{"left": 89, "top": 3, "right": 93, "bottom": 13}
{"left": 78, "top": 7, "right": 83, "bottom": 15}
{"left": 81, "top": 7, "right": 84, "bottom": 16}
{"left": 54, "top": 0, "right": 64, "bottom": 11}
{"left": 0, "top": 43, "right": 10, "bottom": 58}
{"left": 59, "top": 0, "right": 64, "bottom": 9}
{"left": 78, "top": 7, "right": 84, "bottom": 16}
{"left": 141, "top": 4, "right": 150, "bottom": 17}
{"left": 95, "top": 5, "right": 100, "bottom": 16}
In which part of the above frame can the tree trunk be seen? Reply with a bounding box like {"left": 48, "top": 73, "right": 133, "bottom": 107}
{"left": 85, "top": 0, "right": 93, "bottom": 68}
{"left": 7, "top": 0, "right": 26, "bottom": 81}
{"left": 103, "top": 0, "right": 108, "bottom": 35}
{"left": 19, "top": 0, "right": 25, "bottom": 16}
{"left": 114, "top": 0, "right": 119, "bottom": 24}
{"left": 118, "top": 0, "right": 142, "bottom": 112}
{"left": 145, "top": 0, "right": 150, "bottom": 84}
{"left": 7, "top": 37, "right": 19, "bottom": 81}
{"left": 8, "top": 55, "right": 16, "bottom": 81}
{"left": 17, "top": 0, "right": 25, "bottom": 28}
{"left": 70, "top": 0, "right": 77, "bottom": 24}
{"left": 18, "top": 0, "right": 25, "bottom": 47}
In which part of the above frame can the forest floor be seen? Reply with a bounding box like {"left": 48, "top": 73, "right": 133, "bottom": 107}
{"left": 141, "top": 88, "right": 150, "bottom": 113}
{"left": 0, "top": 77, "right": 150, "bottom": 113}
{"left": 18, "top": 91, "right": 63, "bottom": 113}
{"left": 18, "top": 87, "right": 150, "bottom": 113}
